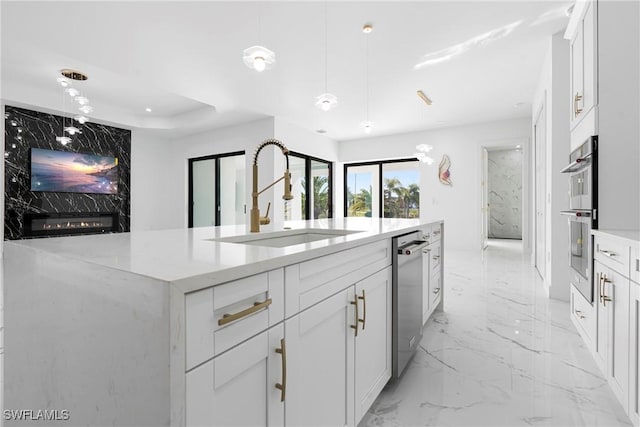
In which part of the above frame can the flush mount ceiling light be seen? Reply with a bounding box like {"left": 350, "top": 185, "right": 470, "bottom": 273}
{"left": 61, "top": 69, "right": 88, "bottom": 81}
{"left": 243, "top": 45, "right": 276, "bottom": 72}
{"left": 417, "top": 90, "right": 432, "bottom": 106}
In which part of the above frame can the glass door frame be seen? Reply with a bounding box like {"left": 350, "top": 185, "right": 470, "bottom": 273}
{"left": 188, "top": 150, "right": 245, "bottom": 228}
{"left": 343, "top": 158, "right": 418, "bottom": 218}
{"left": 289, "top": 151, "right": 333, "bottom": 220}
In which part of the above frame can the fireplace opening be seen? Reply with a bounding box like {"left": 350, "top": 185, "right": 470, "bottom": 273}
{"left": 24, "top": 212, "right": 119, "bottom": 238}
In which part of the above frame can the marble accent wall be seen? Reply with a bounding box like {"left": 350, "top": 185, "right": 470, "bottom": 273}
{"left": 488, "top": 148, "right": 522, "bottom": 239}
{"left": 4, "top": 105, "right": 131, "bottom": 239}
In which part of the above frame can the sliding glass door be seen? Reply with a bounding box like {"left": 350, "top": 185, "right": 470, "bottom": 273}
{"left": 189, "top": 151, "right": 245, "bottom": 227}
{"left": 288, "top": 152, "right": 333, "bottom": 220}
{"left": 345, "top": 159, "right": 419, "bottom": 218}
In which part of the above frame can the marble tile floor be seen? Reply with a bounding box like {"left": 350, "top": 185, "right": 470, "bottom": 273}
{"left": 360, "top": 239, "right": 632, "bottom": 427}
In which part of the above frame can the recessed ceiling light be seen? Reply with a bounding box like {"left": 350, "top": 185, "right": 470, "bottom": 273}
{"left": 316, "top": 129, "right": 327, "bottom": 134}
{"left": 145, "top": 108, "right": 152, "bottom": 112}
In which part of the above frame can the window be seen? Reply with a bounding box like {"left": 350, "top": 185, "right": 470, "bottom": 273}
{"left": 188, "top": 151, "right": 245, "bottom": 227}
{"left": 345, "top": 159, "right": 420, "bottom": 219}
{"left": 288, "top": 152, "right": 333, "bottom": 220}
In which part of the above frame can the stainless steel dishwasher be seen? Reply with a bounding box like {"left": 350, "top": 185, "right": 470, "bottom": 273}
{"left": 392, "top": 230, "right": 429, "bottom": 378}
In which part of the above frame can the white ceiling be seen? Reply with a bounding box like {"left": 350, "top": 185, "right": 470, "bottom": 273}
{"left": 1, "top": 1, "right": 570, "bottom": 141}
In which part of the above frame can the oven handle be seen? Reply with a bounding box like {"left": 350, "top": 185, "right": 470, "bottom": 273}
{"left": 560, "top": 152, "right": 593, "bottom": 174}
{"left": 560, "top": 210, "right": 591, "bottom": 218}
{"left": 398, "top": 240, "right": 429, "bottom": 256}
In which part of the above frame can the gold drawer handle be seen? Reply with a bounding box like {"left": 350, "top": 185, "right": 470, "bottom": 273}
{"left": 358, "top": 290, "right": 366, "bottom": 330}
{"left": 350, "top": 295, "right": 359, "bottom": 336}
{"left": 275, "top": 338, "right": 287, "bottom": 402}
{"left": 218, "top": 298, "right": 272, "bottom": 326}
{"left": 600, "top": 274, "right": 612, "bottom": 307}
{"left": 574, "top": 92, "right": 583, "bottom": 117}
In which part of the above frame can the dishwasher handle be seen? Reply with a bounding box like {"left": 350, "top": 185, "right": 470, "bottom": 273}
{"left": 398, "top": 240, "right": 429, "bottom": 256}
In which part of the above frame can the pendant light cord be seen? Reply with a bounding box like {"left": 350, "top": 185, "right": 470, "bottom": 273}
{"left": 365, "top": 30, "right": 370, "bottom": 122}
{"left": 324, "top": 1, "right": 328, "bottom": 94}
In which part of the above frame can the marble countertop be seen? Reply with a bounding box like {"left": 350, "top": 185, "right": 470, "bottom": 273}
{"left": 592, "top": 229, "right": 640, "bottom": 246}
{"left": 6, "top": 217, "right": 442, "bottom": 292}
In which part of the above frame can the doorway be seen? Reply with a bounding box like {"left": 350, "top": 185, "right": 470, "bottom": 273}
{"left": 480, "top": 141, "right": 526, "bottom": 251}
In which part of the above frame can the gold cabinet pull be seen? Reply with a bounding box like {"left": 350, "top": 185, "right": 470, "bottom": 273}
{"left": 358, "top": 290, "right": 366, "bottom": 330}
{"left": 600, "top": 249, "right": 617, "bottom": 257}
{"left": 218, "top": 298, "right": 272, "bottom": 326}
{"left": 574, "top": 92, "right": 583, "bottom": 117}
{"left": 350, "top": 295, "right": 359, "bottom": 336}
{"left": 601, "top": 274, "right": 612, "bottom": 306}
{"left": 275, "top": 338, "right": 286, "bottom": 402}
{"left": 599, "top": 272, "right": 604, "bottom": 304}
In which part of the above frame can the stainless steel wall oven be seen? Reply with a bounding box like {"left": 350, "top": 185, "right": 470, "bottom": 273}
{"left": 561, "top": 136, "right": 597, "bottom": 303}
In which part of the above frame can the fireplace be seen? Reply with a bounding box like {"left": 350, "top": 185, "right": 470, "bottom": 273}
{"left": 23, "top": 212, "right": 119, "bottom": 238}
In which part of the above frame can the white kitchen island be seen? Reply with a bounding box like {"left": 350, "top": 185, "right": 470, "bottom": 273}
{"left": 3, "top": 217, "right": 444, "bottom": 427}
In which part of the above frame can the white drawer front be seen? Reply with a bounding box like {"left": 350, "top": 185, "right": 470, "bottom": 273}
{"left": 285, "top": 239, "right": 391, "bottom": 317}
{"left": 570, "top": 284, "right": 596, "bottom": 347}
{"left": 594, "top": 235, "right": 630, "bottom": 276}
{"left": 186, "top": 269, "right": 284, "bottom": 371}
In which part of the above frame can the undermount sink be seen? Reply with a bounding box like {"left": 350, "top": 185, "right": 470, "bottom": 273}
{"left": 212, "top": 228, "right": 362, "bottom": 248}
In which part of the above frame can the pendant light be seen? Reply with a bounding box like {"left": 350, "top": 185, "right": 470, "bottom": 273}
{"left": 360, "top": 24, "right": 374, "bottom": 133}
{"left": 243, "top": 4, "right": 275, "bottom": 72}
{"left": 56, "top": 69, "right": 91, "bottom": 145}
{"left": 315, "top": 2, "right": 338, "bottom": 111}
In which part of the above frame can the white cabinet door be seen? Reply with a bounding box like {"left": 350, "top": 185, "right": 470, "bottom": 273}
{"left": 569, "top": 0, "right": 597, "bottom": 131}
{"left": 429, "top": 239, "right": 442, "bottom": 313}
{"left": 355, "top": 267, "right": 392, "bottom": 423}
{"left": 186, "top": 324, "right": 285, "bottom": 427}
{"left": 581, "top": 1, "right": 596, "bottom": 119}
{"left": 595, "top": 263, "right": 630, "bottom": 412}
{"left": 629, "top": 282, "right": 640, "bottom": 426}
{"left": 569, "top": 17, "right": 584, "bottom": 129}
{"left": 285, "top": 287, "right": 355, "bottom": 427}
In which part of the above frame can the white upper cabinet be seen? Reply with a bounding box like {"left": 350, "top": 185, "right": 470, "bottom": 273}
{"left": 566, "top": 0, "right": 598, "bottom": 144}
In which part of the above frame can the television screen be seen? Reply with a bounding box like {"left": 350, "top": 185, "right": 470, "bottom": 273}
{"left": 30, "top": 148, "right": 118, "bottom": 194}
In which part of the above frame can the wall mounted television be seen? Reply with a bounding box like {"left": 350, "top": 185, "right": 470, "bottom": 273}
{"left": 30, "top": 148, "right": 118, "bottom": 195}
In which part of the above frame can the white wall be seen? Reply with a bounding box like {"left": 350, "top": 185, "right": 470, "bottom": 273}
{"left": 531, "top": 32, "right": 570, "bottom": 301}
{"left": 338, "top": 118, "right": 531, "bottom": 251}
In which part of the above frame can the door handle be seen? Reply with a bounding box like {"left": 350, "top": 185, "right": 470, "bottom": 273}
{"left": 601, "top": 274, "right": 612, "bottom": 307}
{"left": 275, "top": 339, "right": 287, "bottom": 402}
{"left": 350, "top": 295, "right": 359, "bottom": 336}
{"left": 358, "top": 290, "right": 366, "bottom": 330}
